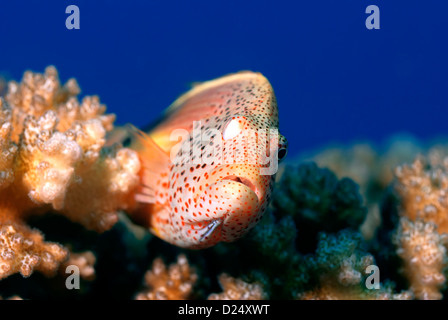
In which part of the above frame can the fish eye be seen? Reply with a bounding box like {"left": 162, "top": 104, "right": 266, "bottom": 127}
{"left": 223, "top": 117, "right": 244, "bottom": 140}
{"left": 277, "top": 147, "right": 288, "bottom": 161}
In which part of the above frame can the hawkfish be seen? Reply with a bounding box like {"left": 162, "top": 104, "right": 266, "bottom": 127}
{"left": 129, "top": 72, "right": 288, "bottom": 249}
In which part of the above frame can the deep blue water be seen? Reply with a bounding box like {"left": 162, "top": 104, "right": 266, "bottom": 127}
{"left": 1, "top": 0, "right": 447, "bottom": 156}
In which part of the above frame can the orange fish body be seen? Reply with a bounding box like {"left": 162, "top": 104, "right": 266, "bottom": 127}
{"left": 130, "top": 72, "right": 287, "bottom": 249}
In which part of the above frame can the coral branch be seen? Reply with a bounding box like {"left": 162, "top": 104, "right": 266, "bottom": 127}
{"left": 395, "top": 154, "right": 448, "bottom": 233}
{"left": 135, "top": 254, "right": 198, "bottom": 300}
{"left": 300, "top": 230, "right": 412, "bottom": 300}
{"left": 394, "top": 218, "right": 448, "bottom": 300}
{"left": 273, "top": 163, "right": 367, "bottom": 234}
{"left": 0, "top": 223, "right": 67, "bottom": 279}
{"left": 61, "top": 251, "right": 96, "bottom": 281}
{"left": 0, "top": 66, "right": 140, "bottom": 279}
{"left": 208, "top": 274, "right": 267, "bottom": 300}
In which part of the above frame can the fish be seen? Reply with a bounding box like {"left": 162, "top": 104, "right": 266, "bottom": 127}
{"left": 128, "top": 71, "right": 288, "bottom": 249}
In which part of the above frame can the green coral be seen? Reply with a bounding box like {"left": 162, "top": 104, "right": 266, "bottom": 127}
{"left": 274, "top": 163, "right": 366, "bottom": 230}
{"left": 273, "top": 162, "right": 367, "bottom": 252}
{"left": 247, "top": 212, "right": 297, "bottom": 265}
{"left": 311, "top": 231, "right": 372, "bottom": 275}
{"left": 300, "top": 230, "right": 410, "bottom": 300}
{"left": 241, "top": 212, "right": 308, "bottom": 299}
{"left": 185, "top": 210, "right": 308, "bottom": 299}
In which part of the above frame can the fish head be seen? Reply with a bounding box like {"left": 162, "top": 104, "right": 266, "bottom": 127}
{"left": 174, "top": 117, "right": 287, "bottom": 248}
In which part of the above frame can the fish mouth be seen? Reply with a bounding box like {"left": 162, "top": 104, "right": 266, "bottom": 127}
{"left": 221, "top": 175, "right": 259, "bottom": 200}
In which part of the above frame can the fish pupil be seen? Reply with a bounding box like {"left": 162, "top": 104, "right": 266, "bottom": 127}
{"left": 278, "top": 148, "right": 287, "bottom": 161}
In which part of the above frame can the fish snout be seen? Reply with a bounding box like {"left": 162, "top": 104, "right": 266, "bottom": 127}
{"left": 220, "top": 175, "right": 259, "bottom": 201}
{"left": 206, "top": 177, "right": 260, "bottom": 242}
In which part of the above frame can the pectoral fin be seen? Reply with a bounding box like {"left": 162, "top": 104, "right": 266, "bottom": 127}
{"left": 128, "top": 124, "right": 171, "bottom": 205}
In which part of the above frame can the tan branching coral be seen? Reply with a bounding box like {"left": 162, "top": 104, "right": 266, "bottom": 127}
{"left": 0, "top": 223, "right": 67, "bottom": 279}
{"left": 208, "top": 274, "right": 267, "bottom": 300}
{"left": 0, "top": 66, "right": 140, "bottom": 280}
{"left": 135, "top": 254, "right": 198, "bottom": 300}
{"left": 395, "top": 154, "right": 448, "bottom": 233}
{"left": 60, "top": 251, "right": 96, "bottom": 281}
{"left": 394, "top": 218, "right": 448, "bottom": 300}
{"left": 393, "top": 151, "right": 448, "bottom": 299}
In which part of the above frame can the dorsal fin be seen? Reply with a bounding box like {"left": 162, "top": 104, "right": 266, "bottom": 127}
{"left": 127, "top": 124, "right": 171, "bottom": 205}
{"left": 165, "top": 71, "right": 259, "bottom": 115}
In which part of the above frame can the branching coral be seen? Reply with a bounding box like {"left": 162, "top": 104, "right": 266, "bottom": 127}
{"left": 208, "top": 274, "right": 267, "bottom": 300}
{"left": 0, "top": 66, "right": 140, "bottom": 280}
{"left": 308, "top": 231, "right": 375, "bottom": 288}
{"left": 60, "top": 250, "right": 96, "bottom": 281}
{"left": 300, "top": 230, "right": 411, "bottom": 300}
{"left": 304, "top": 138, "right": 448, "bottom": 241}
{"left": 394, "top": 218, "right": 448, "bottom": 300}
{"left": 392, "top": 151, "right": 448, "bottom": 300}
{"left": 395, "top": 154, "right": 448, "bottom": 233}
{"left": 272, "top": 163, "right": 367, "bottom": 253}
{"left": 0, "top": 223, "right": 67, "bottom": 279}
{"left": 233, "top": 211, "right": 308, "bottom": 299}
{"left": 273, "top": 163, "right": 367, "bottom": 233}
{"left": 135, "top": 254, "right": 198, "bottom": 300}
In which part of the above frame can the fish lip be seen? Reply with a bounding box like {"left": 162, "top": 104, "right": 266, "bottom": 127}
{"left": 220, "top": 175, "right": 259, "bottom": 200}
